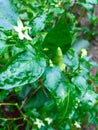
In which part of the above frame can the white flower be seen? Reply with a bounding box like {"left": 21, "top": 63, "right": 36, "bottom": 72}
{"left": 34, "top": 118, "right": 45, "bottom": 128}
{"left": 45, "top": 117, "right": 53, "bottom": 125}
{"left": 13, "top": 19, "right": 32, "bottom": 40}
{"left": 74, "top": 121, "right": 81, "bottom": 128}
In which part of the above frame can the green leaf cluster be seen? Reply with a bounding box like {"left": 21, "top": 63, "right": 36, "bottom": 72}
{"left": 0, "top": 0, "right": 98, "bottom": 129}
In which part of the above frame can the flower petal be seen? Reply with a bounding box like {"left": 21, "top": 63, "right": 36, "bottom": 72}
{"left": 13, "top": 26, "right": 20, "bottom": 32}
{"left": 17, "top": 19, "right": 23, "bottom": 29}
{"left": 24, "top": 30, "right": 32, "bottom": 40}
{"left": 18, "top": 32, "right": 24, "bottom": 40}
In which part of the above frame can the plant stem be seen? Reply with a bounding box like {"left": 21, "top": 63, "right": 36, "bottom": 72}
{"left": 0, "top": 117, "right": 23, "bottom": 121}
{"left": 20, "top": 85, "right": 42, "bottom": 109}
{"left": 77, "top": 8, "right": 86, "bottom": 24}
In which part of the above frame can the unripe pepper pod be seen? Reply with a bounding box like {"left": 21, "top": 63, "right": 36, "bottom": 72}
{"left": 55, "top": 47, "right": 66, "bottom": 71}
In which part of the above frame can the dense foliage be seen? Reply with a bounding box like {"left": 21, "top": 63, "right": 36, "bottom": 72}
{"left": 0, "top": 0, "right": 98, "bottom": 129}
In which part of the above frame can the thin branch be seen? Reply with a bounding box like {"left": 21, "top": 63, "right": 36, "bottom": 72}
{"left": 0, "top": 117, "right": 23, "bottom": 121}
{"left": 20, "top": 85, "right": 42, "bottom": 109}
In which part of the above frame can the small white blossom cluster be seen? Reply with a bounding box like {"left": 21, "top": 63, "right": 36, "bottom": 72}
{"left": 45, "top": 117, "right": 53, "bottom": 125}
{"left": 74, "top": 121, "right": 81, "bottom": 128}
{"left": 34, "top": 118, "right": 45, "bottom": 129}
{"left": 34, "top": 117, "right": 53, "bottom": 129}
{"left": 13, "top": 19, "right": 32, "bottom": 41}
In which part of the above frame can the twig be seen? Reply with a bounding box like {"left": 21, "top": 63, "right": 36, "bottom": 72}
{"left": 0, "top": 102, "right": 32, "bottom": 126}
{"left": 20, "top": 85, "right": 42, "bottom": 109}
{"left": 0, "top": 117, "right": 23, "bottom": 121}
{"left": 77, "top": 8, "right": 86, "bottom": 24}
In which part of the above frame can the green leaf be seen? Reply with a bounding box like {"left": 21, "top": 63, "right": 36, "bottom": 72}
{"left": 81, "top": 90, "right": 98, "bottom": 106}
{"left": 0, "top": 48, "right": 46, "bottom": 89}
{"left": 0, "top": 40, "right": 15, "bottom": 56}
{"left": 0, "top": 0, "right": 18, "bottom": 30}
{"left": 71, "top": 76, "right": 87, "bottom": 95}
{"left": 0, "top": 90, "right": 10, "bottom": 101}
{"left": 77, "top": 2, "right": 94, "bottom": 12}
{"left": 24, "top": 90, "right": 48, "bottom": 109}
{"left": 19, "top": 85, "right": 31, "bottom": 99}
{"left": 44, "top": 67, "right": 62, "bottom": 91}
{"left": 43, "top": 13, "right": 72, "bottom": 58}
{"left": 44, "top": 66, "right": 67, "bottom": 99}
{"left": 49, "top": 7, "right": 64, "bottom": 15}
{"left": 72, "top": 38, "right": 90, "bottom": 53}
{"left": 86, "top": 0, "right": 98, "bottom": 4}
{"left": 64, "top": 49, "right": 79, "bottom": 70}
{"left": 0, "top": 40, "right": 9, "bottom": 56}
{"left": 32, "top": 14, "right": 47, "bottom": 35}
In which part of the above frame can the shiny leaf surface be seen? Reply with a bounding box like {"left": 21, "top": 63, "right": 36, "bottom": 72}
{"left": 0, "top": 0, "right": 18, "bottom": 30}
{"left": 43, "top": 13, "right": 72, "bottom": 58}
{"left": 0, "top": 48, "right": 46, "bottom": 89}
